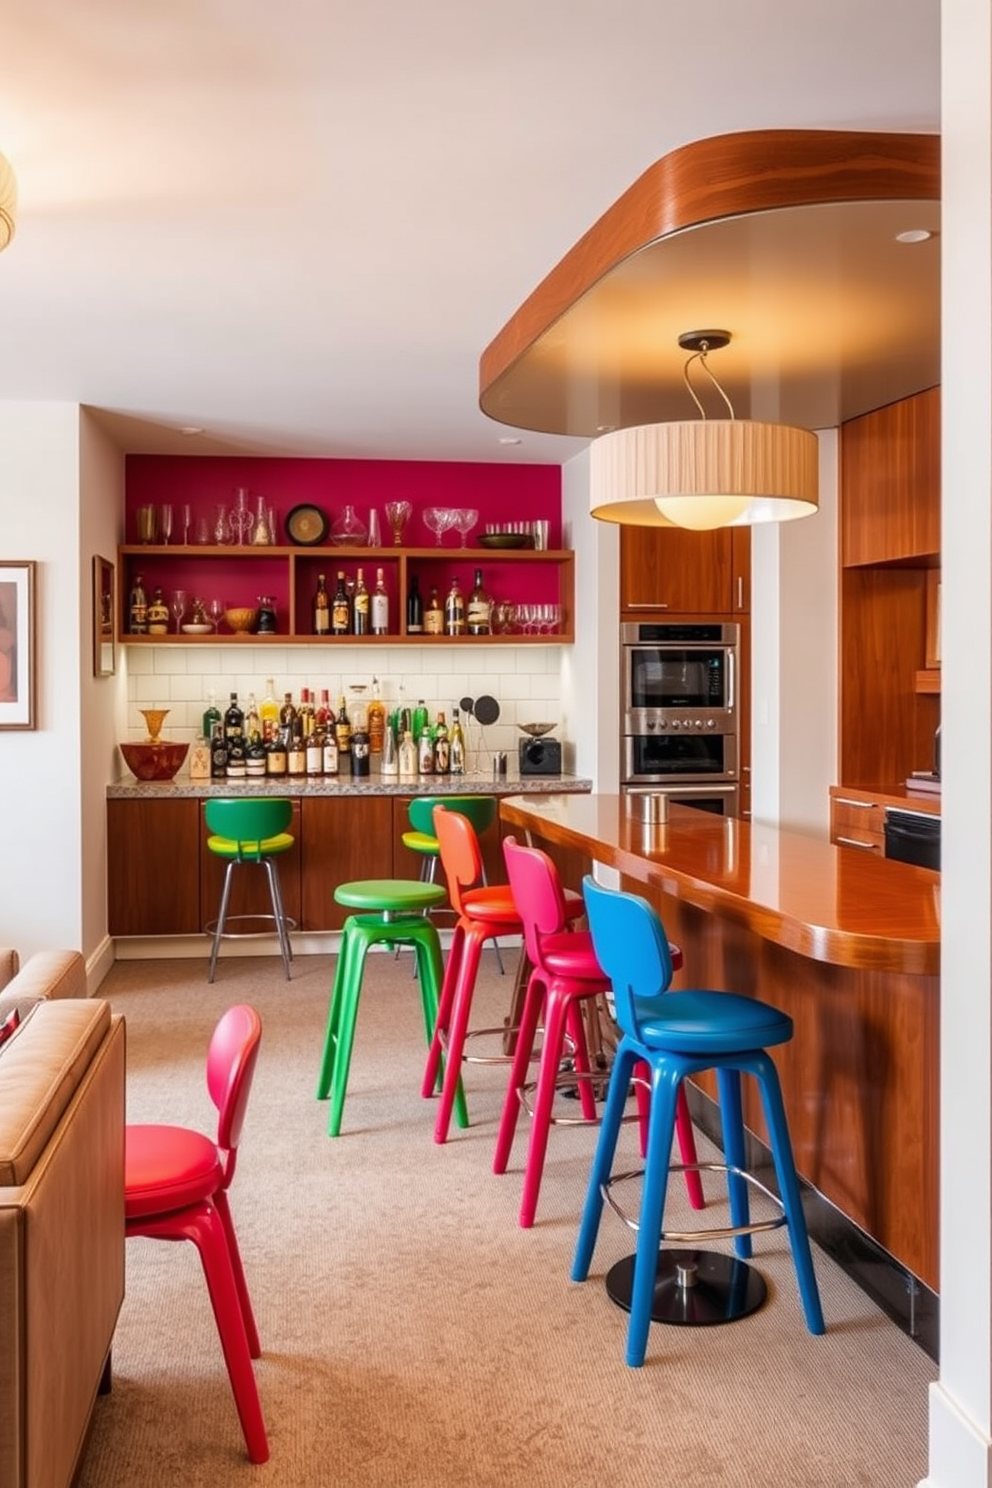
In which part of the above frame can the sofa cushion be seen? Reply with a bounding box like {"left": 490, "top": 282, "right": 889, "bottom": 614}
{"left": 0, "top": 949, "right": 87, "bottom": 1020}
{"left": 0, "top": 1000, "right": 112, "bottom": 1185}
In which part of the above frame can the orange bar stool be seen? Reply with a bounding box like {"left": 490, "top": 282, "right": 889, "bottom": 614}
{"left": 401, "top": 794, "right": 506, "bottom": 972}
{"left": 124, "top": 1005, "right": 268, "bottom": 1463}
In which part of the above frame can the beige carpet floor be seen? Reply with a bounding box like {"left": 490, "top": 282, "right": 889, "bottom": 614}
{"left": 78, "top": 949, "right": 936, "bottom": 1486}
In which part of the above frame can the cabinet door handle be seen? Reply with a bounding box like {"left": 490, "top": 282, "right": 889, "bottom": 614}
{"left": 628, "top": 601, "right": 670, "bottom": 609}
{"left": 833, "top": 797, "right": 879, "bottom": 810}
{"left": 737, "top": 575, "right": 744, "bottom": 610}
{"left": 834, "top": 835, "right": 881, "bottom": 851}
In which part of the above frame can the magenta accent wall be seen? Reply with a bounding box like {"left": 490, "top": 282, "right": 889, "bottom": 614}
{"left": 125, "top": 455, "right": 562, "bottom": 547}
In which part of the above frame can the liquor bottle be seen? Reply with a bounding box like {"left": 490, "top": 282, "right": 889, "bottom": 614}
{"left": 312, "top": 573, "right": 331, "bottom": 636}
{"left": 147, "top": 586, "right": 170, "bottom": 635}
{"left": 444, "top": 576, "right": 466, "bottom": 636}
{"left": 398, "top": 729, "right": 418, "bottom": 778}
{"left": 265, "top": 728, "right": 287, "bottom": 776}
{"left": 223, "top": 692, "right": 244, "bottom": 750}
{"left": 246, "top": 732, "right": 268, "bottom": 779}
{"left": 367, "top": 677, "right": 386, "bottom": 754}
{"left": 450, "top": 706, "right": 466, "bottom": 774}
{"left": 406, "top": 573, "right": 424, "bottom": 635}
{"left": 418, "top": 723, "right": 434, "bottom": 775}
{"left": 202, "top": 690, "right": 221, "bottom": 743}
{"left": 331, "top": 571, "right": 351, "bottom": 636}
{"left": 351, "top": 725, "right": 371, "bottom": 777}
{"left": 245, "top": 692, "right": 261, "bottom": 743}
{"left": 352, "top": 568, "right": 370, "bottom": 635}
{"left": 335, "top": 695, "right": 352, "bottom": 763}
{"left": 322, "top": 724, "right": 340, "bottom": 775}
{"left": 433, "top": 711, "right": 451, "bottom": 774}
{"left": 260, "top": 678, "right": 280, "bottom": 742}
{"left": 380, "top": 715, "right": 399, "bottom": 776}
{"left": 424, "top": 585, "right": 444, "bottom": 636}
{"left": 371, "top": 568, "right": 389, "bottom": 635}
{"left": 225, "top": 732, "right": 247, "bottom": 780}
{"left": 316, "top": 687, "right": 332, "bottom": 730}
{"left": 306, "top": 722, "right": 324, "bottom": 776}
{"left": 128, "top": 574, "right": 148, "bottom": 635}
{"left": 279, "top": 691, "right": 298, "bottom": 737}
{"left": 210, "top": 721, "right": 228, "bottom": 779}
{"left": 287, "top": 719, "right": 306, "bottom": 776}
{"left": 298, "top": 686, "right": 315, "bottom": 739}
{"left": 467, "top": 568, "right": 491, "bottom": 636}
{"left": 412, "top": 700, "right": 429, "bottom": 742}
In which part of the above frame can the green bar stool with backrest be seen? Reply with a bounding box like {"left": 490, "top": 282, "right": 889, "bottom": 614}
{"left": 402, "top": 795, "right": 505, "bottom": 973}
{"left": 204, "top": 798, "right": 296, "bottom": 984}
{"left": 316, "top": 878, "right": 469, "bottom": 1137}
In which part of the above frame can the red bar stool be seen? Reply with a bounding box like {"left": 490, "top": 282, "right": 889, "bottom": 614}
{"left": 494, "top": 838, "right": 703, "bottom": 1226}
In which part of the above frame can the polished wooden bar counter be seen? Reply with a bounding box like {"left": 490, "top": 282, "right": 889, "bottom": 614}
{"left": 500, "top": 793, "right": 940, "bottom": 1296}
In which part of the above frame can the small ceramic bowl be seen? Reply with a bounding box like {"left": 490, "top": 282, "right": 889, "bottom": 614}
{"left": 119, "top": 741, "right": 190, "bottom": 782}
{"left": 224, "top": 606, "right": 258, "bottom": 634}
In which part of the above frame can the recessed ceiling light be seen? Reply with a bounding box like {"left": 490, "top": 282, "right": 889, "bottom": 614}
{"left": 895, "top": 229, "right": 934, "bottom": 244}
{"left": 179, "top": 425, "right": 204, "bottom": 436}
{"left": 498, "top": 435, "right": 521, "bottom": 445}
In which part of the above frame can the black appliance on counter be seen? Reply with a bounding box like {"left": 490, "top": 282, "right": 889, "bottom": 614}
{"left": 884, "top": 807, "right": 941, "bottom": 870}
{"left": 518, "top": 726, "right": 562, "bottom": 776}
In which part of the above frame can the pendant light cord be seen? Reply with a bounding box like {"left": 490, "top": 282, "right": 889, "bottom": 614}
{"left": 682, "top": 341, "right": 736, "bottom": 421}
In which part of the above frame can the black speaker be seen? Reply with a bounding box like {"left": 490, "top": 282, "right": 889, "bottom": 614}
{"left": 519, "top": 737, "right": 562, "bottom": 776}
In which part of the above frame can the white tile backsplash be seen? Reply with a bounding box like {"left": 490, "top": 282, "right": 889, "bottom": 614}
{"left": 124, "top": 643, "right": 566, "bottom": 751}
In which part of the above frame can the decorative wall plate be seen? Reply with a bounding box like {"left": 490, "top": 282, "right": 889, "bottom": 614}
{"left": 285, "top": 504, "right": 329, "bottom": 546}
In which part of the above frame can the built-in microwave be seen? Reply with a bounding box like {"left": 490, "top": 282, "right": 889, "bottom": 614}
{"left": 622, "top": 730, "right": 738, "bottom": 785}
{"left": 621, "top": 621, "right": 739, "bottom": 731}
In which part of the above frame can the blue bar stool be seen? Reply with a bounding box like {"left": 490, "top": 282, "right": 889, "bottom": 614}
{"left": 574, "top": 875, "right": 824, "bottom": 1366}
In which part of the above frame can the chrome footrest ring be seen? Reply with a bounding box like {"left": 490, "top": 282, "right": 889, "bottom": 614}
{"left": 602, "top": 1163, "right": 788, "bottom": 1243}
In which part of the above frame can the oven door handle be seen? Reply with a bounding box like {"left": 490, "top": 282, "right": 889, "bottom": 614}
{"left": 726, "top": 648, "right": 735, "bottom": 711}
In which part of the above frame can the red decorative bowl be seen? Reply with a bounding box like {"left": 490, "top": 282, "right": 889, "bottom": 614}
{"left": 119, "top": 741, "right": 190, "bottom": 782}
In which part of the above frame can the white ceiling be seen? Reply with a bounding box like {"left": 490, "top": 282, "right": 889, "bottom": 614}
{"left": 0, "top": 1, "right": 940, "bottom": 466}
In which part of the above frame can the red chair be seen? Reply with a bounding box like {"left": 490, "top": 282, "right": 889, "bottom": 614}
{"left": 124, "top": 1005, "right": 268, "bottom": 1464}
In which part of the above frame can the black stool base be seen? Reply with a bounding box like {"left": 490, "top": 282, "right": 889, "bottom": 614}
{"left": 605, "top": 1248, "right": 767, "bottom": 1326}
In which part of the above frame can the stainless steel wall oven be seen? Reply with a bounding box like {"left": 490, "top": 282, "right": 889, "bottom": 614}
{"left": 621, "top": 621, "right": 741, "bottom": 814}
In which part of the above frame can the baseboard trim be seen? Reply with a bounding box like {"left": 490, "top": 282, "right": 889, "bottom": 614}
{"left": 684, "top": 1084, "right": 939, "bottom": 1363}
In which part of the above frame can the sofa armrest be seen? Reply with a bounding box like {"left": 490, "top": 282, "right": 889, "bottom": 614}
{"left": 0, "top": 949, "right": 19, "bottom": 993}
{"left": 0, "top": 950, "right": 86, "bottom": 1019}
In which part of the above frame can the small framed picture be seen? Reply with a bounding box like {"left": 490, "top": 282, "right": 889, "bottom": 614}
{"left": 93, "top": 554, "right": 116, "bottom": 677}
{"left": 0, "top": 561, "right": 36, "bottom": 730}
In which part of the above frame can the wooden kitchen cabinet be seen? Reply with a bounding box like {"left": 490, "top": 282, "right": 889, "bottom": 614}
{"left": 620, "top": 526, "right": 750, "bottom": 615}
{"left": 829, "top": 784, "right": 940, "bottom": 856}
{"left": 108, "top": 798, "right": 203, "bottom": 935}
{"left": 300, "top": 796, "right": 395, "bottom": 930}
{"left": 841, "top": 386, "right": 940, "bottom": 567}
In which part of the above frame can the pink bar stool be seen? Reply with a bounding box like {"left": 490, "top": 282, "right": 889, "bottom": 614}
{"left": 494, "top": 839, "right": 704, "bottom": 1226}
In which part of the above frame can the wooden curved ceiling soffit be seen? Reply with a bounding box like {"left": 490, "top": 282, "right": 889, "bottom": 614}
{"left": 479, "top": 130, "right": 940, "bottom": 438}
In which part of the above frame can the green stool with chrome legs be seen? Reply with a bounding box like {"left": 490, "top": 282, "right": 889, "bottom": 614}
{"left": 316, "top": 878, "right": 469, "bottom": 1137}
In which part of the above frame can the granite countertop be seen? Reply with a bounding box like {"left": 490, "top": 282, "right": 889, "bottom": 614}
{"left": 107, "top": 769, "right": 593, "bottom": 799}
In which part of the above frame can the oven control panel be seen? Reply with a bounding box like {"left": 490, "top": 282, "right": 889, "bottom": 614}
{"left": 626, "top": 709, "right": 733, "bottom": 734}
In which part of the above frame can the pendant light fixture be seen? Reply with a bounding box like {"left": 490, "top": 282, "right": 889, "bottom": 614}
{"left": 0, "top": 152, "right": 16, "bottom": 252}
{"left": 589, "top": 331, "right": 819, "bottom": 531}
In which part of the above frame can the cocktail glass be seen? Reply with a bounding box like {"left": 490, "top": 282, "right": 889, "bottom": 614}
{"left": 208, "top": 597, "right": 225, "bottom": 633}
{"left": 385, "top": 500, "right": 412, "bottom": 546}
{"left": 452, "top": 508, "right": 478, "bottom": 547}
{"left": 422, "top": 506, "right": 453, "bottom": 546}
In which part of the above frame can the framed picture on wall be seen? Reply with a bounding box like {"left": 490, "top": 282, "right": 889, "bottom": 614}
{"left": 0, "top": 560, "right": 36, "bottom": 730}
{"left": 93, "top": 554, "right": 116, "bottom": 677}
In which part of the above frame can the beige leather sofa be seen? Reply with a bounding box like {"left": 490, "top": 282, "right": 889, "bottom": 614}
{"left": 0, "top": 989, "right": 125, "bottom": 1488}
{"left": 0, "top": 946, "right": 89, "bottom": 1018}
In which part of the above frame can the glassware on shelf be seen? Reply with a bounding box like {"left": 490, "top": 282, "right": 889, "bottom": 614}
{"left": 194, "top": 514, "right": 212, "bottom": 544}
{"left": 384, "top": 500, "right": 412, "bottom": 546}
{"left": 256, "top": 595, "right": 278, "bottom": 634}
{"left": 330, "top": 503, "right": 368, "bottom": 546}
{"left": 367, "top": 507, "right": 382, "bottom": 547}
{"left": 451, "top": 508, "right": 479, "bottom": 547}
{"left": 141, "top": 707, "right": 170, "bottom": 742}
{"left": 159, "top": 503, "right": 174, "bottom": 545}
{"left": 251, "top": 494, "right": 272, "bottom": 546}
{"left": 492, "top": 599, "right": 516, "bottom": 634}
{"left": 208, "top": 597, "right": 225, "bottom": 632}
{"left": 136, "top": 504, "right": 157, "bottom": 544}
{"left": 170, "top": 589, "right": 188, "bottom": 634}
{"left": 213, "top": 504, "right": 229, "bottom": 544}
{"left": 229, "top": 486, "right": 255, "bottom": 546}
{"left": 422, "top": 506, "right": 454, "bottom": 546}
{"left": 182, "top": 503, "right": 192, "bottom": 545}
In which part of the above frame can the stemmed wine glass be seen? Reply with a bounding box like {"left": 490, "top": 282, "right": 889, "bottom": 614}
{"left": 182, "top": 503, "right": 192, "bottom": 546}
{"left": 159, "top": 504, "right": 173, "bottom": 545}
{"left": 170, "top": 589, "right": 187, "bottom": 634}
{"left": 451, "top": 508, "right": 478, "bottom": 547}
{"left": 384, "top": 500, "right": 412, "bottom": 546}
{"left": 208, "top": 597, "right": 225, "bottom": 633}
{"left": 422, "top": 506, "right": 453, "bottom": 546}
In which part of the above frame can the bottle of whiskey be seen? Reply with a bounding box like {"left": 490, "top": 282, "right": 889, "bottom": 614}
{"left": 312, "top": 573, "right": 331, "bottom": 636}
{"left": 322, "top": 723, "right": 340, "bottom": 776}
{"left": 367, "top": 677, "right": 386, "bottom": 754}
{"left": 406, "top": 573, "right": 423, "bottom": 634}
{"left": 444, "top": 577, "right": 466, "bottom": 636}
{"left": 260, "top": 678, "right": 279, "bottom": 742}
{"left": 147, "top": 587, "right": 170, "bottom": 635}
{"left": 287, "top": 719, "right": 306, "bottom": 776}
{"left": 331, "top": 572, "right": 351, "bottom": 636}
{"left": 245, "top": 692, "right": 261, "bottom": 744}
{"left": 371, "top": 568, "right": 389, "bottom": 635}
{"left": 298, "top": 686, "right": 315, "bottom": 739}
{"left": 128, "top": 574, "right": 148, "bottom": 635}
{"left": 352, "top": 568, "right": 370, "bottom": 636}
{"left": 265, "top": 728, "right": 288, "bottom": 776}
{"left": 450, "top": 706, "right": 466, "bottom": 774}
{"left": 306, "top": 721, "right": 324, "bottom": 776}
{"left": 335, "top": 695, "right": 352, "bottom": 765}
{"left": 424, "top": 585, "right": 444, "bottom": 636}
{"left": 467, "top": 568, "right": 491, "bottom": 635}
{"left": 279, "top": 691, "right": 298, "bottom": 737}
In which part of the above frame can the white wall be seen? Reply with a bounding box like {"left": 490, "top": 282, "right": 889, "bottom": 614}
{"left": 751, "top": 430, "right": 838, "bottom": 834}
{"left": 559, "top": 445, "right": 619, "bottom": 789}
